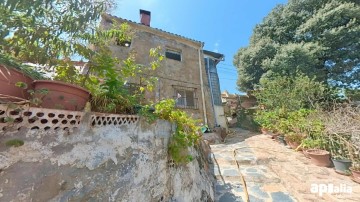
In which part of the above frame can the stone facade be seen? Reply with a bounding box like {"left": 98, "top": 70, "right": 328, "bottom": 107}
{"left": 100, "top": 13, "right": 216, "bottom": 128}
{"left": 0, "top": 109, "right": 214, "bottom": 201}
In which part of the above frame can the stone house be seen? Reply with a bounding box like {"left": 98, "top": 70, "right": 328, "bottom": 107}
{"left": 221, "top": 90, "right": 239, "bottom": 116}
{"left": 100, "top": 10, "right": 227, "bottom": 129}
{"left": 239, "top": 92, "right": 257, "bottom": 109}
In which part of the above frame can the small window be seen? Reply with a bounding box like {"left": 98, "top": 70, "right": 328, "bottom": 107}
{"left": 166, "top": 49, "right": 181, "bottom": 61}
{"left": 116, "top": 38, "right": 131, "bottom": 47}
{"left": 173, "top": 86, "right": 198, "bottom": 109}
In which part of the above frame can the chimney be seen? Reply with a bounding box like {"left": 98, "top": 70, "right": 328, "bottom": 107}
{"left": 140, "top": 9, "right": 151, "bottom": 26}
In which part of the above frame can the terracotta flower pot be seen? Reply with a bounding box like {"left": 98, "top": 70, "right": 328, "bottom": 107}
{"left": 303, "top": 150, "right": 310, "bottom": 158}
{"left": 287, "top": 141, "right": 302, "bottom": 150}
{"left": 306, "top": 149, "right": 331, "bottom": 167}
{"left": 33, "top": 80, "right": 90, "bottom": 111}
{"left": 0, "top": 65, "right": 34, "bottom": 102}
{"left": 261, "top": 128, "right": 268, "bottom": 135}
{"left": 350, "top": 167, "right": 360, "bottom": 183}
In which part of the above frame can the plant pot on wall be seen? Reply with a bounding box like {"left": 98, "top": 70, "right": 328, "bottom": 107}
{"left": 332, "top": 159, "right": 352, "bottom": 175}
{"left": 33, "top": 80, "right": 90, "bottom": 111}
{"left": 0, "top": 65, "right": 34, "bottom": 102}
{"left": 306, "top": 149, "right": 331, "bottom": 167}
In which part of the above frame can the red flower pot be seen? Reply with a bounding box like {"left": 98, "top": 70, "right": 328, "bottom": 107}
{"left": 0, "top": 65, "right": 34, "bottom": 102}
{"left": 287, "top": 141, "right": 302, "bottom": 150}
{"left": 350, "top": 167, "right": 360, "bottom": 183}
{"left": 33, "top": 80, "right": 90, "bottom": 111}
{"left": 306, "top": 149, "right": 331, "bottom": 167}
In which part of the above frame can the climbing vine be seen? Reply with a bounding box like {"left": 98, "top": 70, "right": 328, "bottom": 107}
{"left": 140, "top": 99, "right": 201, "bottom": 164}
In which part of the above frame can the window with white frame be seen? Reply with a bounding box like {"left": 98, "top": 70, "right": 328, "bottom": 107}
{"left": 173, "top": 86, "right": 198, "bottom": 109}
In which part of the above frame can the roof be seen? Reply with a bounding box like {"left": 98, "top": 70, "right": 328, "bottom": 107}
{"left": 102, "top": 13, "right": 204, "bottom": 46}
{"left": 203, "top": 50, "right": 224, "bottom": 60}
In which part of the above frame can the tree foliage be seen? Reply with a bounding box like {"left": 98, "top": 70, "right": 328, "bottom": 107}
{"left": 234, "top": 0, "right": 360, "bottom": 91}
{"left": 0, "top": 0, "right": 114, "bottom": 64}
{"left": 255, "top": 73, "right": 326, "bottom": 111}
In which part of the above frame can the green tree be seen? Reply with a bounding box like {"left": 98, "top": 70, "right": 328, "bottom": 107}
{"left": 234, "top": 0, "right": 360, "bottom": 91}
{"left": 255, "top": 73, "right": 326, "bottom": 111}
{"left": 0, "top": 0, "right": 114, "bottom": 64}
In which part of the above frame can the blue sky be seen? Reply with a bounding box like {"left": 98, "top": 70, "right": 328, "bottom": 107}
{"left": 112, "top": 0, "right": 288, "bottom": 94}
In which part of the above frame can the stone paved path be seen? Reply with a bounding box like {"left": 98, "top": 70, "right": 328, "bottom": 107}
{"left": 210, "top": 128, "right": 360, "bottom": 202}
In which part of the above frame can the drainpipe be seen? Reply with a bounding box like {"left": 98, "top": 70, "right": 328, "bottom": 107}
{"left": 206, "top": 58, "right": 217, "bottom": 127}
{"left": 198, "top": 47, "right": 208, "bottom": 126}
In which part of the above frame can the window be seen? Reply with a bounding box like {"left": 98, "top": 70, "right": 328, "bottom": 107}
{"left": 173, "top": 86, "right": 198, "bottom": 109}
{"left": 116, "top": 38, "right": 131, "bottom": 47}
{"left": 165, "top": 49, "right": 181, "bottom": 61}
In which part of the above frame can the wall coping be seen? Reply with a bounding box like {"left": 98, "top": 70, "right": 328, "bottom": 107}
{"left": 0, "top": 104, "right": 139, "bottom": 132}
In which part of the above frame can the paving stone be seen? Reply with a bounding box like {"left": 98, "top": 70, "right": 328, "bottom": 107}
{"left": 249, "top": 195, "right": 265, "bottom": 202}
{"left": 270, "top": 191, "right": 294, "bottom": 202}
{"left": 218, "top": 192, "right": 243, "bottom": 202}
{"left": 233, "top": 186, "right": 244, "bottom": 193}
{"left": 215, "top": 183, "right": 228, "bottom": 192}
{"left": 235, "top": 157, "right": 256, "bottom": 165}
{"left": 250, "top": 185, "right": 270, "bottom": 198}
{"left": 222, "top": 169, "right": 239, "bottom": 177}
{"left": 246, "top": 168, "right": 257, "bottom": 173}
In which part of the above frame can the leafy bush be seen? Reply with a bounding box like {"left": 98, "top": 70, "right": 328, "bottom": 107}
{"left": 285, "top": 132, "right": 304, "bottom": 144}
{"left": 142, "top": 99, "right": 201, "bottom": 164}
{"left": 301, "top": 138, "right": 327, "bottom": 150}
{"left": 255, "top": 73, "right": 326, "bottom": 111}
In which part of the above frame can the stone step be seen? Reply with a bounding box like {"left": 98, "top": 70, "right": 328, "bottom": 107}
{"left": 210, "top": 131, "right": 297, "bottom": 202}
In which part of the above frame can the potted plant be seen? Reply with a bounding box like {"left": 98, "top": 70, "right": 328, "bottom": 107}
{"left": 348, "top": 142, "right": 360, "bottom": 183}
{"left": 0, "top": 54, "right": 44, "bottom": 102}
{"left": 1, "top": 1, "right": 116, "bottom": 107}
{"left": 321, "top": 105, "right": 360, "bottom": 176}
{"left": 255, "top": 110, "right": 281, "bottom": 139}
{"left": 332, "top": 157, "right": 352, "bottom": 175}
{"left": 33, "top": 59, "right": 91, "bottom": 111}
{"left": 301, "top": 137, "right": 331, "bottom": 167}
{"left": 285, "top": 132, "right": 304, "bottom": 150}
{"left": 276, "top": 118, "right": 290, "bottom": 146}
{"left": 350, "top": 161, "right": 360, "bottom": 183}
{"left": 328, "top": 134, "right": 352, "bottom": 175}
{"left": 306, "top": 148, "right": 331, "bottom": 167}
{"left": 33, "top": 80, "right": 90, "bottom": 111}
{"left": 32, "top": 24, "right": 133, "bottom": 111}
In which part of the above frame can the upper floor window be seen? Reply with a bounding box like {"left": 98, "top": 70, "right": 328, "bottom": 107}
{"left": 165, "top": 49, "right": 181, "bottom": 61}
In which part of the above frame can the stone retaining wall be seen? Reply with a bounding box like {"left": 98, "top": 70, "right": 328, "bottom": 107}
{"left": 0, "top": 105, "right": 214, "bottom": 201}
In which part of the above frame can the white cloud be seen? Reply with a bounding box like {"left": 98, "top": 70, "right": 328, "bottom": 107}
{"left": 213, "top": 41, "right": 220, "bottom": 53}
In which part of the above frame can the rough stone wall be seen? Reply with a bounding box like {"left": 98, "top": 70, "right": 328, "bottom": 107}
{"left": 100, "top": 15, "right": 216, "bottom": 128}
{"left": 0, "top": 120, "right": 214, "bottom": 202}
